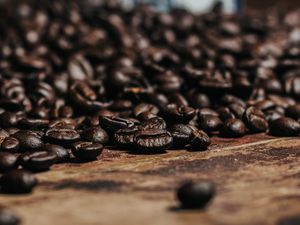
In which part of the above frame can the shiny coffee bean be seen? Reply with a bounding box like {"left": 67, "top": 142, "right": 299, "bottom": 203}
{"left": 269, "top": 117, "right": 300, "bottom": 137}
{"left": 177, "top": 180, "right": 215, "bottom": 209}
{"left": 114, "top": 126, "right": 139, "bottom": 147}
{"left": 243, "top": 107, "right": 268, "bottom": 133}
{"left": 188, "top": 126, "right": 211, "bottom": 150}
{"left": 12, "top": 131, "right": 44, "bottom": 152}
{"left": 134, "top": 129, "right": 173, "bottom": 153}
{"left": 0, "top": 153, "right": 18, "bottom": 172}
{"left": 0, "top": 208, "right": 20, "bottom": 225}
{"left": 100, "top": 116, "right": 138, "bottom": 133}
{"left": 72, "top": 142, "right": 103, "bottom": 161}
{"left": 1, "top": 137, "right": 19, "bottom": 153}
{"left": 198, "top": 108, "right": 219, "bottom": 118}
{"left": 198, "top": 115, "right": 222, "bottom": 134}
{"left": 133, "top": 103, "right": 159, "bottom": 119}
{"left": 140, "top": 117, "right": 166, "bottom": 130}
{"left": 0, "top": 170, "right": 37, "bottom": 194}
{"left": 221, "top": 119, "right": 247, "bottom": 137}
{"left": 44, "top": 128, "right": 80, "bottom": 148}
{"left": 81, "top": 126, "right": 109, "bottom": 144}
{"left": 42, "top": 144, "right": 70, "bottom": 163}
{"left": 0, "top": 129, "right": 10, "bottom": 145}
{"left": 164, "top": 104, "right": 196, "bottom": 124}
{"left": 286, "top": 104, "right": 300, "bottom": 119}
{"left": 169, "top": 124, "right": 193, "bottom": 148}
{"left": 19, "top": 151, "right": 57, "bottom": 172}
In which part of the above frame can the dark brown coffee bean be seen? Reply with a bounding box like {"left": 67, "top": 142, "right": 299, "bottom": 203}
{"left": 198, "top": 115, "right": 222, "bottom": 134}
{"left": 44, "top": 128, "right": 80, "bottom": 148}
{"left": 42, "top": 144, "right": 70, "bottom": 163}
{"left": 81, "top": 126, "right": 109, "bottom": 144}
{"left": 217, "top": 107, "right": 235, "bottom": 121}
{"left": 140, "top": 117, "right": 166, "bottom": 130}
{"left": 177, "top": 180, "right": 215, "bottom": 209}
{"left": 19, "top": 151, "right": 57, "bottom": 172}
{"left": 133, "top": 103, "right": 159, "bottom": 119}
{"left": 0, "top": 129, "right": 9, "bottom": 145}
{"left": 221, "top": 119, "right": 247, "bottom": 137}
{"left": 0, "top": 208, "right": 20, "bottom": 225}
{"left": 114, "top": 126, "right": 139, "bottom": 147}
{"left": 12, "top": 131, "right": 44, "bottom": 152}
{"left": 188, "top": 126, "right": 211, "bottom": 150}
{"left": 198, "top": 108, "right": 219, "bottom": 118}
{"left": 134, "top": 129, "right": 173, "bottom": 153}
{"left": 243, "top": 107, "right": 268, "bottom": 133}
{"left": 0, "top": 153, "right": 18, "bottom": 172}
{"left": 100, "top": 116, "right": 138, "bottom": 133}
{"left": 164, "top": 104, "right": 196, "bottom": 124}
{"left": 286, "top": 104, "right": 300, "bottom": 119}
{"left": 72, "top": 142, "right": 103, "bottom": 161}
{"left": 0, "top": 169, "right": 37, "bottom": 194}
{"left": 1, "top": 137, "right": 20, "bottom": 153}
{"left": 18, "top": 118, "right": 49, "bottom": 129}
{"left": 269, "top": 117, "right": 300, "bottom": 137}
{"left": 169, "top": 124, "right": 193, "bottom": 148}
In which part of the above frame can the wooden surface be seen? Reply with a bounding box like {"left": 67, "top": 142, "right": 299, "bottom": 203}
{"left": 1, "top": 134, "right": 300, "bottom": 225}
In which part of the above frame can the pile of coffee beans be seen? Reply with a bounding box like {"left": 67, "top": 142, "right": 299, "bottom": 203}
{"left": 0, "top": 0, "right": 300, "bottom": 218}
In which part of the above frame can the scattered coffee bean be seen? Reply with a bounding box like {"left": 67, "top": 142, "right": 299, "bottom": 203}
{"left": 0, "top": 153, "right": 18, "bottom": 173}
{"left": 198, "top": 115, "right": 223, "bottom": 134}
{"left": 169, "top": 124, "right": 193, "bottom": 148}
{"left": 243, "top": 107, "right": 268, "bottom": 133}
{"left": 188, "top": 126, "right": 211, "bottom": 150}
{"left": 72, "top": 142, "right": 103, "bottom": 161}
{"left": 177, "top": 180, "right": 215, "bottom": 209}
{"left": 41, "top": 144, "right": 70, "bottom": 163}
{"left": 221, "top": 119, "right": 247, "bottom": 137}
{"left": 1, "top": 137, "right": 20, "bottom": 153}
{"left": 12, "top": 131, "right": 44, "bottom": 152}
{"left": 269, "top": 117, "right": 300, "bottom": 136}
{"left": 81, "top": 126, "right": 109, "bottom": 144}
{"left": 0, "top": 170, "right": 37, "bottom": 194}
{"left": 19, "top": 151, "right": 57, "bottom": 172}
{"left": 0, "top": 208, "right": 20, "bottom": 225}
{"left": 44, "top": 128, "right": 80, "bottom": 148}
{"left": 114, "top": 126, "right": 139, "bottom": 147}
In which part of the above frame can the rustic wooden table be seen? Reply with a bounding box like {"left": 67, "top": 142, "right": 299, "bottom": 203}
{"left": 1, "top": 134, "right": 300, "bottom": 225}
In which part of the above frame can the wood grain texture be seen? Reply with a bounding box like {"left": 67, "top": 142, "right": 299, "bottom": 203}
{"left": 1, "top": 134, "right": 300, "bottom": 225}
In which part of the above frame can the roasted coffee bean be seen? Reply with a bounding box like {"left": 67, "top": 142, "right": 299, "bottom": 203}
{"left": 198, "top": 108, "right": 219, "bottom": 118}
{"left": 81, "top": 127, "right": 109, "bottom": 144}
{"left": 188, "top": 126, "right": 211, "bottom": 150}
{"left": 243, "top": 107, "right": 268, "bottom": 133}
{"left": 100, "top": 116, "right": 138, "bottom": 133}
{"left": 1, "top": 137, "right": 20, "bottom": 153}
{"left": 221, "top": 119, "right": 247, "bottom": 137}
{"left": 134, "top": 129, "right": 173, "bottom": 153}
{"left": 42, "top": 144, "right": 70, "bottom": 163}
{"left": 0, "top": 170, "right": 37, "bottom": 194}
{"left": 0, "top": 153, "right": 18, "bottom": 172}
{"left": 188, "top": 93, "right": 211, "bottom": 108}
{"left": 217, "top": 107, "right": 235, "bottom": 121}
{"left": 114, "top": 126, "right": 139, "bottom": 147}
{"left": 72, "top": 142, "right": 103, "bottom": 161}
{"left": 12, "top": 131, "right": 44, "bottom": 152}
{"left": 286, "top": 104, "right": 300, "bottom": 119}
{"left": 137, "top": 112, "right": 158, "bottom": 121}
{"left": 140, "top": 117, "right": 166, "bottom": 130}
{"left": 19, "top": 151, "right": 57, "bottom": 172}
{"left": 133, "top": 103, "right": 159, "bottom": 119}
{"left": 269, "top": 117, "right": 300, "bottom": 137}
{"left": 198, "top": 115, "right": 222, "bottom": 134}
{"left": 177, "top": 180, "right": 215, "bottom": 209}
{"left": 0, "top": 129, "right": 9, "bottom": 145}
{"left": 0, "top": 208, "right": 20, "bottom": 225}
{"left": 169, "top": 124, "right": 193, "bottom": 148}
{"left": 163, "top": 104, "right": 196, "bottom": 124}
{"left": 18, "top": 118, "right": 49, "bottom": 129}
{"left": 44, "top": 128, "right": 80, "bottom": 148}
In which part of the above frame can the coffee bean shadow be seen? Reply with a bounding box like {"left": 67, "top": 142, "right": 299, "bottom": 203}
{"left": 168, "top": 205, "right": 207, "bottom": 212}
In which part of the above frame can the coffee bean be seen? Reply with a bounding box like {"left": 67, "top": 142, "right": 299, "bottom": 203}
{"left": 114, "top": 126, "right": 139, "bottom": 147}
{"left": 198, "top": 115, "right": 222, "bottom": 134}
{"left": 164, "top": 104, "right": 196, "bottom": 124}
{"left": 188, "top": 126, "right": 211, "bottom": 150}
{"left": 221, "top": 119, "right": 247, "bottom": 137}
{"left": 1, "top": 137, "right": 20, "bottom": 153}
{"left": 177, "top": 180, "right": 215, "bottom": 209}
{"left": 100, "top": 116, "right": 138, "bottom": 133}
{"left": 0, "top": 208, "right": 20, "bottom": 225}
{"left": 169, "top": 124, "right": 193, "bottom": 148}
{"left": 44, "top": 128, "right": 80, "bottom": 148}
{"left": 0, "top": 129, "right": 10, "bottom": 145}
{"left": 134, "top": 129, "right": 173, "bottom": 153}
{"left": 42, "top": 144, "right": 70, "bottom": 163}
{"left": 0, "top": 153, "right": 18, "bottom": 173}
{"left": 81, "top": 126, "right": 109, "bottom": 144}
{"left": 140, "top": 117, "right": 166, "bottom": 130}
{"left": 269, "top": 117, "right": 300, "bottom": 137}
{"left": 198, "top": 108, "right": 219, "bottom": 118}
{"left": 19, "top": 151, "right": 57, "bottom": 172}
{"left": 12, "top": 131, "right": 44, "bottom": 152}
{"left": 243, "top": 107, "right": 268, "bottom": 133}
{"left": 133, "top": 103, "right": 159, "bottom": 119}
{"left": 286, "top": 104, "right": 300, "bottom": 119}
{"left": 0, "top": 170, "right": 37, "bottom": 194}
{"left": 72, "top": 142, "right": 103, "bottom": 161}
